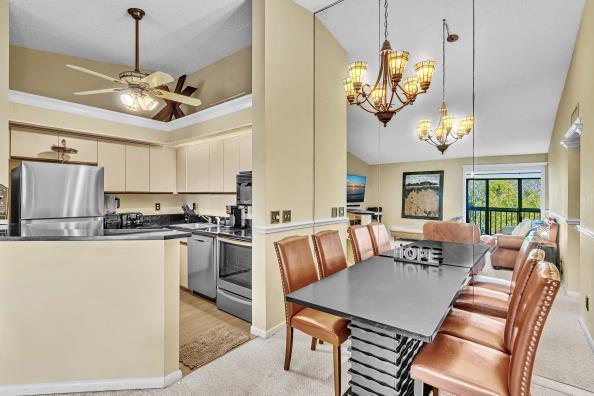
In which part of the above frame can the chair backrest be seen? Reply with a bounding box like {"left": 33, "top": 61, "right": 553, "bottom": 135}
{"left": 511, "top": 237, "right": 540, "bottom": 285}
{"left": 508, "top": 260, "right": 560, "bottom": 396}
{"left": 312, "top": 230, "right": 348, "bottom": 278}
{"left": 504, "top": 248, "right": 545, "bottom": 350}
{"left": 348, "top": 225, "right": 375, "bottom": 263}
{"left": 422, "top": 220, "right": 481, "bottom": 244}
{"left": 545, "top": 218, "right": 559, "bottom": 244}
{"left": 274, "top": 236, "right": 319, "bottom": 323}
{"left": 367, "top": 223, "right": 392, "bottom": 255}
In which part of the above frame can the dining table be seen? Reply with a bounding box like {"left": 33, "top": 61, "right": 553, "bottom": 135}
{"left": 286, "top": 240, "right": 490, "bottom": 396}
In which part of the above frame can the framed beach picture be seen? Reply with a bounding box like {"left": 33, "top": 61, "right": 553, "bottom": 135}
{"left": 401, "top": 171, "right": 444, "bottom": 220}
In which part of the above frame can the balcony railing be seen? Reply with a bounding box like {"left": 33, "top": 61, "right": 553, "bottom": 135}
{"left": 467, "top": 206, "right": 541, "bottom": 235}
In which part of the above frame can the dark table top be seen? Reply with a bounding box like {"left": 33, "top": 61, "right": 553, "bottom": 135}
{"left": 379, "top": 240, "right": 490, "bottom": 269}
{"left": 286, "top": 255, "right": 471, "bottom": 342}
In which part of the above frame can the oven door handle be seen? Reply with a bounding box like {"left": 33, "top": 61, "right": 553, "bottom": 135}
{"left": 218, "top": 237, "right": 252, "bottom": 247}
{"left": 218, "top": 288, "right": 251, "bottom": 304}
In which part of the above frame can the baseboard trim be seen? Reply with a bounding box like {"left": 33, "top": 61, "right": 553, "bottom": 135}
{"left": 250, "top": 322, "right": 285, "bottom": 339}
{"left": 0, "top": 370, "right": 182, "bottom": 396}
{"left": 578, "top": 317, "right": 594, "bottom": 354}
{"left": 532, "top": 375, "right": 592, "bottom": 396}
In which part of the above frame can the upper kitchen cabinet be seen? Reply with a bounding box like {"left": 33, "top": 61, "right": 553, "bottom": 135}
{"left": 223, "top": 137, "right": 240, "bottom": 192}
{"left": 10, "top": 127, "right": 59, "bottom": 161}
{"left": 176, "top": 146, "right": 189, "bottom": 193}
{"left": 187, "top": 143, "right": 209, "bottom": 192}
{"left": 238, "top": 134, "right": 252, "bottom": 172}
{"left": 125, "top": 144, "right": 150, "bottom": 192}
{"left": 98, "top": 141, "right": 126, "bottom": 192}
{"left": 58, "top": 135, "right": 98, "bottom": 164}
{"left": 209, "top": 140, "right": 224, "bottom": 192}
{"left": 150, "top": 146, "right": 176, "bottom": 193}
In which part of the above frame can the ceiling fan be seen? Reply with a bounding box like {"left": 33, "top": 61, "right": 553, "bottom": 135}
{"left": 66, "top": 8, "right": 201, "bottom": 113}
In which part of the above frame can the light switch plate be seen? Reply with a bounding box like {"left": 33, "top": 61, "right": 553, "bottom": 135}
{"left": 282, "top": 210, "right": 292, "bottom": 223}
{"left": 339, "top": 207, "right": 345, "bottom": 217}
{"left": 271, "top": 211, "right": 281, "bottom": 224}
{"left": 155, "top": 203, "right": 161, "bottom": 211}
{"left": 331, "top": 207, "right": 338, "bottom": 217}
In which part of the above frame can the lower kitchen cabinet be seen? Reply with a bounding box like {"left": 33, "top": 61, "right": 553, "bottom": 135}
{"left": 180, "top": 241, "right": 189, "bottom": 289}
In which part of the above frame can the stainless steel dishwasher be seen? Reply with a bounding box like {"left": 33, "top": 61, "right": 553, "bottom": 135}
{"left": 188, "top": 234, "right": 216, "bottom": 299}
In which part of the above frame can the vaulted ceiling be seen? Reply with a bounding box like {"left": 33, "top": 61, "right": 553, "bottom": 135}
{"left": 296, "top": 0, "right": 584, "bottom": 164}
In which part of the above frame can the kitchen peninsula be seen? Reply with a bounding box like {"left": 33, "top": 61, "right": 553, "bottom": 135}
{"left": 0, "top": 228, "right": 190, "bottom": 394}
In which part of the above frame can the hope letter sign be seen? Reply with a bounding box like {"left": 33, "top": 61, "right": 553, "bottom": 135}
{"left": 394, "top": 244, "right": 443, "bottom": 266}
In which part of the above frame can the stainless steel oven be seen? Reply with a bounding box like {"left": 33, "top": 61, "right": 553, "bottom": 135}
{"left": 216, "top": 237, "right": 252, "bottom": 322}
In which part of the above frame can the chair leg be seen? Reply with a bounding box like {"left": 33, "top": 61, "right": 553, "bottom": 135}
{"left": 333, "top": 345, "right": 341, "bottom": 396}
{"left": 310, "top": 337, "right": 317, "bottom": 351}
{"left": 319, "top": 339, "right": 324, "bottom": 344}
{"left": 284, "top": 326, "right": 294, "bottom": 371}
{"left": 432, "top": 387, "right": 439, "bottom": 396}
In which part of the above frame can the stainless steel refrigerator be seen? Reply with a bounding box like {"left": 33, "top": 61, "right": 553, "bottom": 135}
{"left": 11, "top": 161, "right": 104, "bottom": 236}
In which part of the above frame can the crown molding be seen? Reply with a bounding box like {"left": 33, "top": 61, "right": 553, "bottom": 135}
{"left": 9, "top": 90, "right": 252, "bottom": 132}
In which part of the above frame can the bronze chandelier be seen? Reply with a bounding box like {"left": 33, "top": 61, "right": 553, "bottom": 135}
{"left": 342, "top": 0, "right": 436, "bottom": 127}
{"left": 416, "top": 19, "right": 474, "bottom": 154}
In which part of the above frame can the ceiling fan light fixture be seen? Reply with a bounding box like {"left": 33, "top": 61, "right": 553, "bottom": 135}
{"left": 120, "top": 91, "right": 138, "bottom": 111}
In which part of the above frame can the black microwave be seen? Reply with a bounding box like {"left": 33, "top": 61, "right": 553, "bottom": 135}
{"left": 236, "top": 171, "right": 252, "bottom": 205}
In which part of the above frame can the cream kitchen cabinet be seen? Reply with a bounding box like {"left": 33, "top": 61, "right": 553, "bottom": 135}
{"left": 10, "top": 128, "right": 59, "bottom": 161}
{"left": 238, "top": 134, "right": 252, "bottom": 172}
{"left": 186, "top": 143, "right": 209, "bottom": 192}
{"left": 125, "top": 144, "right": 150, "bottom": 192}
{"left": 150, "top": 146, "right": 176, "bottom": 193}
{"left": 223, "top": 137, "right": 240, "bottom": 192}
{"left": 209, "top": 140, "right": 224, "bottom": 192}
{"left": 180, "top": 241, "right": 188, "bottom": 288}
{"left": 176, "top": 146, "right": 189, "bottom": 193}
{"left": 58, "top": 135, "right": 98, "bottom": 164}
{"left": 98, "top": 141, "right": 126, "bottom": 192}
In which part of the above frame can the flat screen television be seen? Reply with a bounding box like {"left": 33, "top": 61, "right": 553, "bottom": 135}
{"left": 347, "top": 174, "right": 367, "bottom": 204}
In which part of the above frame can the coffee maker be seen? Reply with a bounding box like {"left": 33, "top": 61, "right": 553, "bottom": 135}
{"left": 227, "top": 205, "right": 251, "bottom": 229}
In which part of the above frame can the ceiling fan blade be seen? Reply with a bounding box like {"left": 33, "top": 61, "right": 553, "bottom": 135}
{"left": 74, "top": 88, "right": 125, "bottom": 96}
{"left": 174, "top": 75, "right": 187, "bottom": 93}
{"left": 141, "top": 71, "right": 175, "bottom": 88}
{"left": 152, "top": 89, "right": 202, "bottom": 107}
{"left": 66, "top": 64, "right": 124, "bottom": 84}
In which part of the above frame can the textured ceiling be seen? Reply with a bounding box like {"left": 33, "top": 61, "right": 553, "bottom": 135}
{"left": 9, "top": 0, "right": 252, "bottom": 77}
{"left": 295, "top": 0, "right": 584, "bottom": 164}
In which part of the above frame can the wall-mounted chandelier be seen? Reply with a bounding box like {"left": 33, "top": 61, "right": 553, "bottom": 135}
{"left": 417, "top": 19, "right": 474, "bottom": 154}
{"left": 342, "top": 0, "right": 436, "bottom": 127}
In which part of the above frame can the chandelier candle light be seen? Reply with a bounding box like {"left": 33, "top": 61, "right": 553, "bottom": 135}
{"left": 342, "top": 0, "right": 436, "bottom": 127}
{"left": 417, "top": 19, "right": 474, "bottom": 154}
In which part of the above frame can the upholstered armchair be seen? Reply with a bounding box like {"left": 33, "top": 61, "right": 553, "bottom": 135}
{"left": 491, "top": 218, "right": 559, "bottom": 270}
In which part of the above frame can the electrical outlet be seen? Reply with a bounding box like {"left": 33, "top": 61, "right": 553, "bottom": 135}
{"left": 271, "top": 211, "right": 281, "bottom": 224}
{"left": 586, "top": 296, "right": 590, "bottom": 312}
{"left": 155, "top": 203, "right": 161, "bottom": 211}
{"left": 192, "top": 202, "right": 197, "bottom": 210}
{"left": 331, "top": 207, "right": 338, "bottom": 218}
{"left": 339, "top": 207, "right": 345, "bottom": 217}
{"left": 282, "top": 210, "right": 292, "bottom": 223}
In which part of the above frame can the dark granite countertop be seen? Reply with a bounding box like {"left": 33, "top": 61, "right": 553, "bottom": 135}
{"left": 0, "top": 224, "right": 191, "bottom": 241}
{"left": 169, "top": 224, "right": 252, "bottom": 242}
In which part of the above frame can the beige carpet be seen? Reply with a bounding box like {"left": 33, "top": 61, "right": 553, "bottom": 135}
{"left": 179, "top": 324, "right": 251, "bottom": 370}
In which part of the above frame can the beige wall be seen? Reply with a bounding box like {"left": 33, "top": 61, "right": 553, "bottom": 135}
{"left": 113, "top": 193, "right": 236, "bottom": 217}
{"left": 348, "top": 153, "right": 548, "bottom": 231}
{"left": 251, "top": 0, "right": 348, "bottom": 333}
{"left": 10, "top": 46, "right": 251, "bottom": 118}
{"left": 0, "top": 0, "right": 8, "bottom": 186}
{"left": 0, "top": 240, "right": 179, "bottom": 387}
{"left": 548, "top": 0, "right": 594, "bottom": 336}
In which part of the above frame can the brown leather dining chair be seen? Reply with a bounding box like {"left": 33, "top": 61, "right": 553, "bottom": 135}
{"left": 470, "top": 236, "right": 539, "bottom": 295}
{"left": 422, "top": 220, "right": 481, "bottom": 244}
{"left": 455, "top": 242, "right": 542, "bottom": 319}
{"left": 367, "top": 222, "right": 392, "bottom": 255}
{"left": 440, "top": 248, "right": 545, "bottom": 353}
{"left": 348, "top": 225, "right": 375, "bottom": 263}
{"left": 274, "top": 235, "right": 349, "bottom": 396}
{"left": 411, "top": 260, "right": 560, "bottom": 396}
{"left": 312, "top": 230, "right": 348, "bottom": 278}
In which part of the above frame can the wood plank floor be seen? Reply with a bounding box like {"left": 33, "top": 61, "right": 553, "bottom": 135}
{"left": 179, "top": 289, "right": 252, "bottom": 375}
